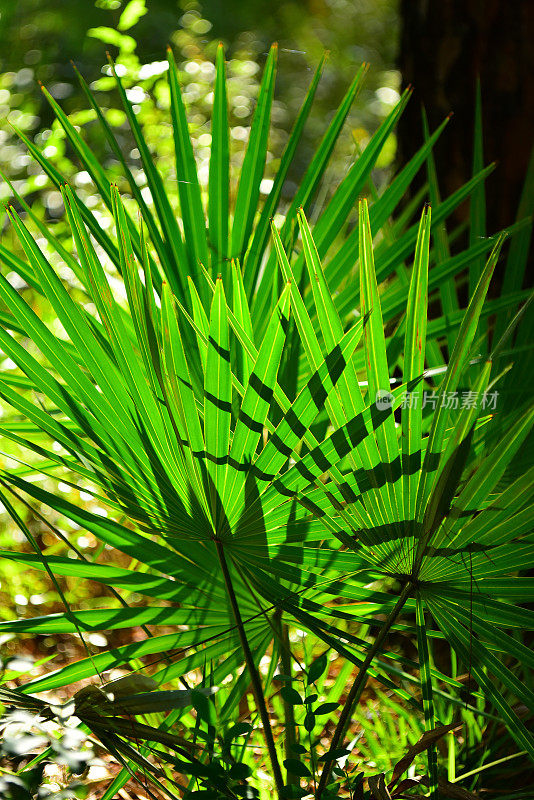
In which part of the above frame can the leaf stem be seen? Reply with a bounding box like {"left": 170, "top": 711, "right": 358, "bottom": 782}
{"left": 215, "top": 540, "right": 284, "bottom": 797}
{"left": 274, "top": 611, "right": 298, "bottom": 784}
{"left": 316, "top": 581, "right": 413, "bottom": 798}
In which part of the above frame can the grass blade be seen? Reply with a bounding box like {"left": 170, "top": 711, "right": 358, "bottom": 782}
{"left": 167, "top": 47, "right": 209, "bottom": 281}
{"left": 231, "top": 259, "right": 255, "bottom": 384}
{"left": 204, "top": 278, "right": 232, "bottom": 531}
{"left": 402, "top": 206, "right": 431, "bottom": 526}
{"left": 209, "top": 43, "right": 230, "bottom": 274}
{"left": 422, "top": 108, "right": 458, "bottom": 357}
{"left": 250, "top": 61, "right": 368, "bottom": 314}
{"left": 358, "top": 199, "right": 403, "bottom": 530}
{"left": 245, "top": 53, "right": 326, "bottom": 293}
{"left": 230, "top": 44, "right": 277, "bottom": 262}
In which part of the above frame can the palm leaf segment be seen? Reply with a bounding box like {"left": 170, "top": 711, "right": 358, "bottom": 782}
{"left": 0, "top": 44, "right": 533, "bottom": 770}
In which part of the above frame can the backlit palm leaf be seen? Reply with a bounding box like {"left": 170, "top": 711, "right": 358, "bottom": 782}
{"left": 0, "top": 45, "right": 532, "bottom": 799}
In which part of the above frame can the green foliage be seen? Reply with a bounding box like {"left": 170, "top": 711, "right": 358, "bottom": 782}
{"left": 0, "top": 38, "right": 533, "bottom": 800}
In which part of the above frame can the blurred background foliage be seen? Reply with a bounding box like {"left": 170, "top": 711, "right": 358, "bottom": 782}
{"left": 0, "top": 0, "right": 400, "bottom": 209}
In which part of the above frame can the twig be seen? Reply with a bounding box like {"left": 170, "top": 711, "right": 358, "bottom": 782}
{"left": 215, "top": 540, "right": 284, "bottom": 798}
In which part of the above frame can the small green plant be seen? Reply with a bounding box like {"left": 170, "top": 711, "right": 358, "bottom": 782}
{"left": 0, "top": 42, "right": 533, "bottom": 800}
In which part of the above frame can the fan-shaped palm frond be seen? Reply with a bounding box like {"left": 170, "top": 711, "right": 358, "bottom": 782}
{"left": 0, "top": 45, "right": 533, "bottom": 799}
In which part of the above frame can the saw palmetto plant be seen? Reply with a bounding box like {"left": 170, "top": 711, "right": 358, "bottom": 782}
{"left": 0, "top": 43, "right": 533, "bottom": 800}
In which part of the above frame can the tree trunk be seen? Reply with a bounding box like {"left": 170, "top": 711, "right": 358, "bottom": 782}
{"left": 397, "top": 0, "right": 534, "bottom": 234}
